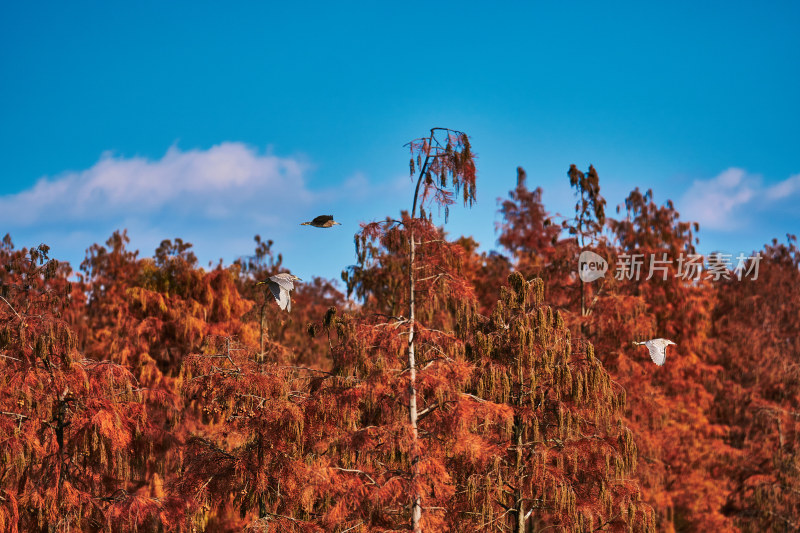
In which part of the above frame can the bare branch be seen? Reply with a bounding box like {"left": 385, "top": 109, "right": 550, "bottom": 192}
{"left": 0, "top": 295, "right": 21, "bottom": 320}
{"left": 1, "top": 411, "right": 28, "bottom": 420}
{"left": 333, "top": 467, "right": 378, "bottom": 486}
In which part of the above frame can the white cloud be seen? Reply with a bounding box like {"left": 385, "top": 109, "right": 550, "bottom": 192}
{"left": 681, "top": 168, "right": 800, "bottom": 231}
{"left": 0, "top": 143, "right": 329, "bottom": 273}
{"left": 765, "top": 173, "right": 800, "bottom": 200}
{"left": 0, "top": 142, "right": 312, "bottom": 226}
{"left": 680, "top": 168, "right": 757, "bottom": 230}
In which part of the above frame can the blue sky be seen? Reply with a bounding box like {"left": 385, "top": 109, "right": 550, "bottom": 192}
{"left": 1, "top": 2, "right": 798, "bottom": 283}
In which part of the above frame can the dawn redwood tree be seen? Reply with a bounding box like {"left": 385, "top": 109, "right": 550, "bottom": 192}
{"left": 335, "top": 231, "right": 656, "bottom": 531}
{"left": 496, "top": 166, "right": 570, "bottom": 314}
{"left": 497, "top": 171, "right": 652, "bottom": 371}
{"left": 453, "top": 236, "right": 511, "bottom": 316}
{"left": 568, "top": 165, "right": 607, "bottom": 325}
{"left": 394, "top": 127, "right": 474, "bottom": 532}
{"left": 337, "top": 216, "right": 479, "bottom": 530}
{"left": 711, "top": 236, "right": 800, "bottom": 530}
{"left": 607, "top": 188, "right": 702, "bottom": 343}
{"left": 446, "top": 272, "right": 655, "bottom": 532}
{"left": 79, "top": 231, "right": 260, "bottom": 386}
{"left": 0, "top": 238, "right": 164, "bottom": 532}
{"left": 77, "top": 231, "right": 276, "bottom": 530}
{"left": 497, "top": 167, "right": 561, "bottom": 278}
{"left": 78, "top": 231, "right": 252, "bottom": 435}
{"left": 175, "top": 335, "right": 319, "bottom": 531}
{"left": 515, "top": 184, "right": 731, "bottom": 530}
{"left": 346, "top": 127, "right": 477, "bottom": 532}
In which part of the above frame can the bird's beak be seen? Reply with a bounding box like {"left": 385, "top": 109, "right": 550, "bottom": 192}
{"left": 334, "top": 221, "right": 342, "bottom": 225}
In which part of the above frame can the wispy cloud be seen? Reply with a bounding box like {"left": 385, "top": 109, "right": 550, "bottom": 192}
{"left": 0, "top": 143, "right": 327, "bottom": 272}
{"left": 681, "top": 168, "right": 800, "bottom": 231}
{"left": 765, "top": 173, "right": 800, "bottom": 200}
{"left": 0, "top": 142, "right": 311, "bottom": 227}
{"left": 680, "top": 168, "right": 757, "bottom": 230}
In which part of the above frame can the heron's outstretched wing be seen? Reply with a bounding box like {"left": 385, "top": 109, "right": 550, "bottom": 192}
{"left": 267, "top": 281, "right": 283, "bottom": 304}
{"left": 278, "top": 289, "right": 291, "bottom": 312}
{"left": 269, "top": 283, "right": 292, "bottom": 312}
{"left": 312, "top": 215, "right": 334, "bottom": 225}
{"left": 646, "top": 341, "right": 667, "bottom": 366}
{"left": 270, "top": 274, "right": 296, "bottom": 291}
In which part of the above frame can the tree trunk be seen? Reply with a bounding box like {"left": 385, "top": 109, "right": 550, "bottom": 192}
{"left": 579, "top": 229, "right": 586, "bottom": 336}
{"left": 408, "top": 147, "right": 430, "bottom": 533}
{"left": 514, "top": 414, "right": 525, "bottom": 532}
{"left": 258, "top": 302, "right": 266, "bottom": 362}
{"left": 580, "top": 276, "right": 586, "bottom": 337}
{"left": 409, "top": 228, "right": 422, "bottom": 532}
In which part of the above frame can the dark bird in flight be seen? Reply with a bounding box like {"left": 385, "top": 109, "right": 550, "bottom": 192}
{"left": 257, "top": 273, "right": 301, "bottom": 312}
{"left": 301, "top": 215, "right": 341, "bottom": 228}
{"left": 633, "top": 338, "right": 676, "bottom": 366}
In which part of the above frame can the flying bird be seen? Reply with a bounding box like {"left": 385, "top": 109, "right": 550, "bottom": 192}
{"left": 301, "top": 215, "right": 341, "bottom": 228}
{"left": 257, "top": 273, "right": 301, "bottom": 312}
{"left": 634, "top": 338, "right": 676, "bottom": 366}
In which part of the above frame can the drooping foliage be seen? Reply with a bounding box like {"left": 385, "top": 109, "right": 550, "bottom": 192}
{"left": 0, "top": 238, "right": 165, "bottom": 532}
{"left": 449, "top": 273, "right": 654, "bottom": 531}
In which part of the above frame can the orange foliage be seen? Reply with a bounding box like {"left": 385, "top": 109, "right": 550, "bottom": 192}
{"left": 1, "top": 136, "right": 798, "bottom": 532}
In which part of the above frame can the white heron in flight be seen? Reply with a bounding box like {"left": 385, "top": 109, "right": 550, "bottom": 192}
{"left": 258, "top": 273, "right": 301, "bottom": 312}
{"left": 634, "top": 338, "right": 676, "bottom": 366}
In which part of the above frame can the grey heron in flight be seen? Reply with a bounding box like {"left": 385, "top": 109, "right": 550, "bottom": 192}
{"left": 258, "top": 273, "right": 301, "bottom": 312}
{"left": 301, "top": 215, "right": 341, "bottom": 228}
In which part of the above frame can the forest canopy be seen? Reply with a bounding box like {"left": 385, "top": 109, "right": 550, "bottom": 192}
{"left": 1, "top": 132, "right": 798, "bottom": 533}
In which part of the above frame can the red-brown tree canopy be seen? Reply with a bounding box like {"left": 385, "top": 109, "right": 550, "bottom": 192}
{"left": 1, "top": 139, "right": 798, "bottom": 532}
